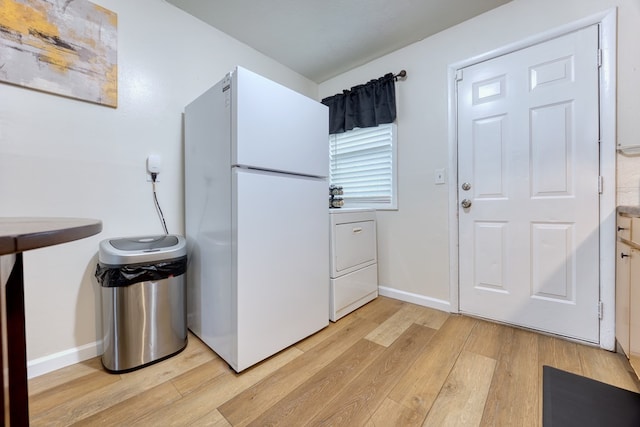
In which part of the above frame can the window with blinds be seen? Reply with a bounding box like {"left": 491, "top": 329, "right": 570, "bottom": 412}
{"left": 329, "top": 123, "right": 397, "bottom": 209}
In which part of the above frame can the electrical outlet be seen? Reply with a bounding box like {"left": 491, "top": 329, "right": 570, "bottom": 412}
{"left": 146, "top": 154, "right": 161, "bottom": 182}
{"left": 435, "top": 168, "right": 445, "bottom": 185}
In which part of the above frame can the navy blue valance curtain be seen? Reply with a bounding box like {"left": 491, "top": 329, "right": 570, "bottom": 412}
{"left": 321, "top": 73, "right": 397, "bottom": 134}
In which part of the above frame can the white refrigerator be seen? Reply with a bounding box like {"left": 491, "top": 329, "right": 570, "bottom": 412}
{"left": 184, "top": 66, "right": 329, "bottom": 372}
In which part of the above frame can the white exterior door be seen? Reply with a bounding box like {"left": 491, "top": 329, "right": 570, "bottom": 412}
{"left": 457, "top": 25, "right": 600, "bottom": 342}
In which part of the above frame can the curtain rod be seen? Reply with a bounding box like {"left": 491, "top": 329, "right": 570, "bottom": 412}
{"left": 393, "top": 70, "right": 407, "bottom": 81}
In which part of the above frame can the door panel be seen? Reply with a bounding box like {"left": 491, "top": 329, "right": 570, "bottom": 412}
{"left": 530, "top": 222, "right": 573, "bottom": 301}
{"left": 458, "top": 25, "right": 600, "bottom": 342}
{"left": 474, "top": 221, "right": 507, "bottom": 292}
{"left": 473, "top": 115, "right": 507, "bottom": 198}
{"left": 530, "top": 103, "right": 573, "bottom": 196}
{"left": 530, "top": 56, "right": 573, "bottom": 90}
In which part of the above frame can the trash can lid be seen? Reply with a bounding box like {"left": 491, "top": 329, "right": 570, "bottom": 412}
{"left": 98, "top": 234, "right": 187, "bottom": 265}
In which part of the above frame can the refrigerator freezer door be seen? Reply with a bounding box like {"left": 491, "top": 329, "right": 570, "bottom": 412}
{"left": 233, "top": 168, "right": 329, "bottom": 371}
{"left": 232, "top": 66, "right": 329, "bottom": 178}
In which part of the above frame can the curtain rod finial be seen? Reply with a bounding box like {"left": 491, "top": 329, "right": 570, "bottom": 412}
{"left": 394, "top": 70, "right": 407, "bottom": 81}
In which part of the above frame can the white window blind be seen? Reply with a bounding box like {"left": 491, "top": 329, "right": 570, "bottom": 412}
{"left": 329, "top": 123, "right": 397, "bottom": 209}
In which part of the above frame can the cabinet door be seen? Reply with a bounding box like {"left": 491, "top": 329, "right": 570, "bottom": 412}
{"left": 619, "top": 215, "right": 632, "bottom": 241}
{"left": 630, "top": 247, "right": 640, "bottom": 375}
{"left": 616, "top": 241, "right": 631, "bottom": 356}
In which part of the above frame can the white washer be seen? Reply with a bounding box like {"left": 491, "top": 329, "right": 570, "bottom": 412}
{"left": 329, "top": 208, "right": 378, "bottom": 321}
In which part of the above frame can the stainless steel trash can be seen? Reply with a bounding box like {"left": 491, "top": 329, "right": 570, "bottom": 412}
{"left": 96, "top": 234, "right": 187, "bottom": 373}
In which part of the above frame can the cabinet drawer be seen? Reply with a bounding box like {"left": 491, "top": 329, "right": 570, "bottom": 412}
{"left": 333, "top": 220, "right": 376, "bottom": 273}
{"left": 330, "top": 264, "right": 378, "bottom": 321}
{"left": 619, "top": 215, "right": 632, "bottom": 241}
{"left": 632, "top": 218, "right": 640, "bottom": 245}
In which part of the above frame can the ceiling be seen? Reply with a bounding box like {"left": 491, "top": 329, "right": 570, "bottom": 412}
{"left": 165, "top": 0, "right": 512, "bottom": 83}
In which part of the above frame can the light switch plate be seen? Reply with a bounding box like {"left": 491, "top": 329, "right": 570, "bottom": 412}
{"left": 435, "top": 168, "right": 445, "bottom": 184}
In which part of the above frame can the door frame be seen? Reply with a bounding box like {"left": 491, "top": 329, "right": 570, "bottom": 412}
{"left": 446, "top": 8, "right": 617, "bottom": 349}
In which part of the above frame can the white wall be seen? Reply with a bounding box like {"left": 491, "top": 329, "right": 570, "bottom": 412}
{"left": 319, "top": 0, "right": 640, "bottom": 308}
{"left": 0, "top": 0, "right": 317, "bottom": 376}
{"left": 6, "top": 0, "right": 640, "bottom": 377}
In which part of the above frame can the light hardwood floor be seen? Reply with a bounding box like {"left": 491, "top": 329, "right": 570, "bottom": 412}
{"left": 28, "top": 297, "right": 640, "bottom": 426}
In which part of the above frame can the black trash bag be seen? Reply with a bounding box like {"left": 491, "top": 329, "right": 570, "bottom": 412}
{"left": 95, "top": 256, "right": 187, "bottom": 287}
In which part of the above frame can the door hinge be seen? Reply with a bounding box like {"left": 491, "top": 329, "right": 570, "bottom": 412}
{"left": 598, "top": 301, "right": 603, "bottom": 319}
{"left": 598, "top": 176, "right": 603, "bottom": 194}
{"left": 597, "top": 48, "right": 603, "bottom": 68}
{"left": 455, "top": 69, "right": 463, "bottom": 81}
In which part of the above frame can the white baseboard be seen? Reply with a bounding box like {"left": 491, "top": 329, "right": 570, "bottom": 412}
{"left": 27, "top": 340, "right": 102, "bottom": 379}
{"left": 378, "top": 285, "right": 452, "bottom": 313}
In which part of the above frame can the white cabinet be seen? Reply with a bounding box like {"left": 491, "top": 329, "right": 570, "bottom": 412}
{"left": 330, "top": 209, "right": 378, "bottom": 321}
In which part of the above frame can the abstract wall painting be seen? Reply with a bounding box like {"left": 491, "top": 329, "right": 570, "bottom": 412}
{"left": 0, "top": 0, "right": 117, "bottom": 107}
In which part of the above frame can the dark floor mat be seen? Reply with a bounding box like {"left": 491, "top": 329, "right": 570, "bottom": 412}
{"left": 543, "top": 365, "right": 640, "bottom": 426}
